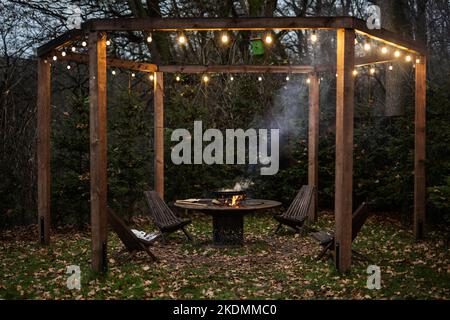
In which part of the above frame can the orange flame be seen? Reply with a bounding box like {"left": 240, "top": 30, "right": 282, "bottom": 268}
{"left": 231, "top": 195, "right": 244, "bottom": 206}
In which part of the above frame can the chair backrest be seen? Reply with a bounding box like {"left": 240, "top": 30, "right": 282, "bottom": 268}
{"left": 351, "top": 202, "right": 370, "bottom": 241}
{"left": 144, "top": 191, "right": 180, "bottom": 227}
{"left": 284, "top": 185, "right": 315, "bottom": 220}
{"left": 107, "top": 208, "right": 141, "bottom": 252}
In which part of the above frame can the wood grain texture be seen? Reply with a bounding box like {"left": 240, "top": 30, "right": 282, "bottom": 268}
{"left": 414, "top": 56, "right": 427, "bottom": 240}
{"left": 308, "top": 73, "right": 320, "bottom": 222}
{"left": 334, "top": 28, "right": 355, "bottom": 273}
{"left": 154, "top": 72, "right": 164, "bottom": 199}
{"left": 89, "top": 32, "right": 108, "bottom": 273}
{"left": 37, "top": 58, "right": 51, "bottom": 245}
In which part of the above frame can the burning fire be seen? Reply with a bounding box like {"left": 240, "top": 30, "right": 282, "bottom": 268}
{"left": 230, "top": 195, "right": 244, "bottom": 207}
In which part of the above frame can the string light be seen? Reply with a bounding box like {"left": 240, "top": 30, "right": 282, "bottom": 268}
{"left": 221, "top": 32, "right": 230, "bottom": 44}
{"left": 389, "top": 65, "right": 394, "bottom": 71}
{"left": 405, "top": 55, "right": 412, "bottom": 62}
{"left": 71, "top": 46, "right": 76, "bottom": 52}
{"left": 81, "top": 41, "right": 87, "bottom": 47}
{"left": 202, "top": 74, "right": 210, "bottom": 83}
{"left": 364, "top": 43, "right": 371, "bottom": 51}
{"left": 381, "top": 46, "right": 389, "bottom": 54}
{"left": 106, "top": 39, "right": 111, "bottom": 46}
{"left": 131, "top": 73, "right": 136, "bottom": 78}
{"left": 66, "top": 65, "right": 71, "bottom": 70}
{"left": 285, "top": 75, "right": 290, "bottom": 81}
{"left": 175, "top": 75, "right": 181, "bottom": 82}
{"left": 177, "top": 32, "right": 187, "bottom": 45}
{"left": 258, "top": 76, "right": 263, "bottom": 82}
{"left": 52, "top": 55, "right": 57, "bottom": 61}
{"left": 416, "top": 58, "right": 421, "bottom": 64}
{"left": 306, "top": 78, "right": 311, "bottom": 84}
{"left": 149, "top": 74, "right": 154, "bottom": 81}
{"left": 111, "top": 70, "right": 116, "bottom": 76}
{"left": 61, "top": 51, "right": 67, "bottom": 57}
{"left": 230, "top": 76, "right": 234, "bottom": 81}
{"left": 394, "top": 50, "right": 401, "bottom": 58}
{"left": 147, "top": 33, "right": 153, "bottom": 43}
{"left": 310, "top": 31, "right": 318, "bottom": 43}
{"left": 370, "top": 67, "right": 376, "bottom": 75}
{"left": 352, "top": 69, "right": 358, "bottom": 76}
{"left": 263, "top": 32, "right": 273, "bottom": 45}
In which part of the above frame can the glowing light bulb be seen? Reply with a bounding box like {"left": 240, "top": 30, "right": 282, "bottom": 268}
{"left": 364, "top": 43, "right": 371, "bottom": 51}
{"left": 306, "top": 78, "right": 311, "bottom": 84}
{"left": 264, "top": 33, "right": 273, "bottom": 44}
{"left": 416, "top": 58, "right": 421, "bottom": 64}
{"left": 202, "top": 75, "right": 209, "bottom": 83}
{"left": 370, "top": 67, "right": 376, "bottom": 74}
{"left": 258, "top": 76, "right": 263, "bottom": 82}
{"left": 106, "top": 39, "right": 111, "bottom": 46}
{"left": 394, "top": 50, "right": 401, "bottom": 58}
{"left": 353, "top": 69, "right": 358, "bottom": 76}
{"left": 286, "top": 76, "right": 290, "bottom": 81}
{"left": 61, "top": 51, "right": 67, "bottom": 57}
{"left": 310, "top": 32, "right": 318, "bottom": 43}
{"left": 389, "top": 65, "right": 394, "bottom": 71}
{"left": 67, "top": 65, "right": 71, "bottom": 70}
{"left": 175, "top": 76, "right": 181, "bottom": 82}
{"left": 52, "top": 55, "right": 57, "bottom": 61}
{"left": 405, "top": 55, "right": 412, "bottom": 62}
{"left": 381, "top": 47, "right": 388, "bottom": 54}
{"left": 177, "top": 33, "right": 187, "bottom": 45}
{"left": 147, "top": 34, "right": 152, "bottom": 43}
{"left": 221, "top": 32, "right": 229, "bottom": 44}
{"left": 131, "top": 73, "right": 135, "bottom": 78}
{"left": 81, "top": 41, "right": 87, "bottom": 47}
{"left": 230, "top": 76, "right": 234, "bottom": 81}
{"left": 149, "top": 74, "right": 154, "bottom": 81}
{"left": 71, "top": 46, "right": 76, "bottom": 52}
{"left": 111, "top": 70, "right": 116, "bottom": 75}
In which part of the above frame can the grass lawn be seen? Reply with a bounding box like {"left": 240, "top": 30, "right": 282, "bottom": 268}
{"left": 0, "top": 211, "right": 449, "bottom": 300}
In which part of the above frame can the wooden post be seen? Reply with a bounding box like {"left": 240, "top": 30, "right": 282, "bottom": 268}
{"left": 308, "top": 73, "right": 320, "bottom": 221}
{"left": 37, "top": 57, "right": 51, "bottom": 245}
{"left": 154, "top": 72, "right": 164, "bottom": 199}
{"left": 89, "top": 32, "right": 108, "bottom": 273}
{"left": 335, "top": 28, "right": 355, "bottom": 273}
{"left": 414, "top": 56, "right": 426, "bottom": 240}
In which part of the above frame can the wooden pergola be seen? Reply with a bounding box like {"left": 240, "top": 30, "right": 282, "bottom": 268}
{"left": 36, "top": 16, "right": 427, "bottom": 273}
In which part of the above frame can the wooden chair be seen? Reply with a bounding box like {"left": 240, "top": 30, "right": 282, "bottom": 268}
{"left": 273, "top": 185, "right": 315, "bottom": 234}
{"left": 311, "top": 202, "right": 370, "bottom": 261}
{"left": 107, "top": 208, "right": 159, "bottom": 262}
{"left": 144, "top": 191, "right": 193, "bottom": 242}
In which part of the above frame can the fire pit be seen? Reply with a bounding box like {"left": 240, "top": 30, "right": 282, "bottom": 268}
{"left": 212, "top": 189, "right": 247, "bottom": 207}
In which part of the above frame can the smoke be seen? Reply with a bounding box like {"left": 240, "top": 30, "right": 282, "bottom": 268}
{"left": 266, "top": 78, "right": 309, "bottom": 139}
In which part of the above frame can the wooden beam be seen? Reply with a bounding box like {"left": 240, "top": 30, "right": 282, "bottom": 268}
{"left": 154, "top": 72, "right": 164, "bottom": 199}
{"left": 308, "top": 73, "right": 320, "bottom": 222}
{"left": 83, "top": 16, "right": 356, "bottom": 32}
{"left": 37, "top": 57, "right": 51, "bottom": 245}
{"left": 158, "top": 65, "right": 314, "bottom": 74}
{"left": 89, "top": 32, "right": 108, "bottom": 273}
{"left": 335, "top": 28, "right": 355, "bottom": 273}
{"left": 37, "top": 29, "right": 83, "bottom": 57}
{"left": 354, "top": 20, "right": 426, "bottom": 55}
{"left": 58, "top": 53, "right": 157, "bottom": 72}
{"left": 315, "top": 55, "right": 397, "bottom": 73}
{"left": 414, "top": 56, "right": 427, "bottom": 240}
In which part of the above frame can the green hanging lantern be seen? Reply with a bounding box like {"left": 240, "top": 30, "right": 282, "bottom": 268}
{"left": 250, "top": 38, "right": 265, "bottom": 56}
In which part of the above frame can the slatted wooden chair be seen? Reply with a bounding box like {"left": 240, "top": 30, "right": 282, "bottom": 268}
{"left": 273, "top": 185, "right": 315, "bottom": 234}
{"left": 311, "top": 201, "right": 370, "bottom": 260}
{"left": 107, "top": 208, "right": 159, "bottom": 262}
{"left": 144, "top": 191, "right": 193, "bottom": 242}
